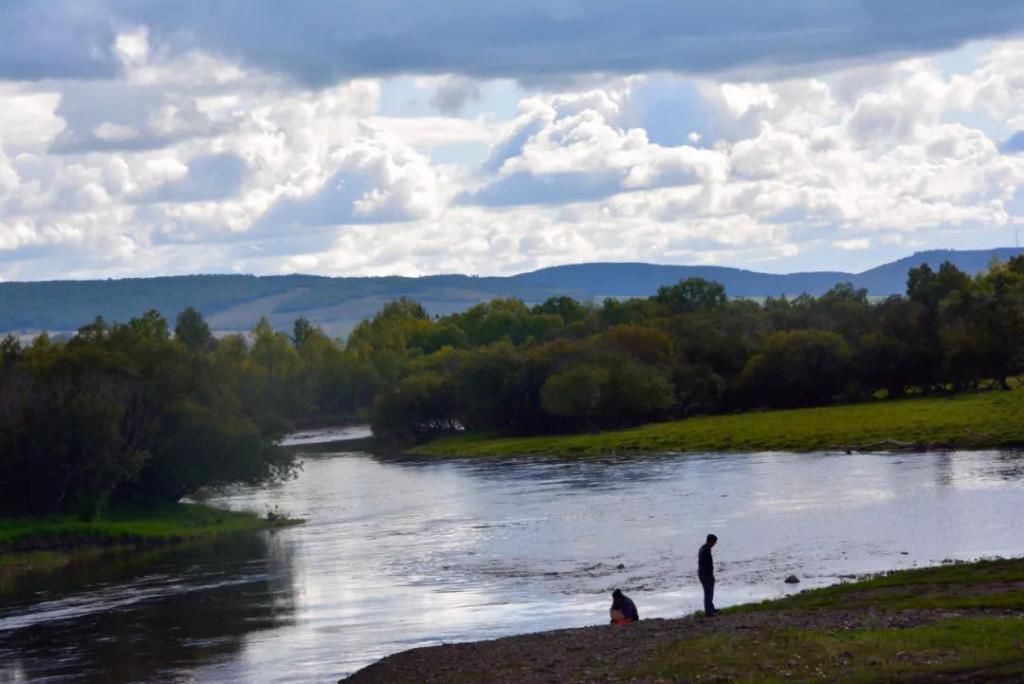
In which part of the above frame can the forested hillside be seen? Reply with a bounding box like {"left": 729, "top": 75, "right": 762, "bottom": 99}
{"left": 2, "top": 248, "right": 1020, "bottom": 337}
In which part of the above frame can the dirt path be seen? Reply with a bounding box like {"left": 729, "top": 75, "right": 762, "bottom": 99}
{"left": 342, "top": 606, "right": 1015, "bottom": 683}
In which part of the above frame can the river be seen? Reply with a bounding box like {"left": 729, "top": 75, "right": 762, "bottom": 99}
{"left": 1, "top": 440, "right": 1022, "bottom": 682}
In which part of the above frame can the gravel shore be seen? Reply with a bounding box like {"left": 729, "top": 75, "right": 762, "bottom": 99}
{"left": 342, "top": 605, "right": 1005, "bottom": 683}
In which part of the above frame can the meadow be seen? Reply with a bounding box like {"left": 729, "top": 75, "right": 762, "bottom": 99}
{"left": 412, "top": 386, "right": 1024, "bottom": 457}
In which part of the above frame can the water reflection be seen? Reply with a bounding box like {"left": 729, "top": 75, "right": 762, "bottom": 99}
{"left": 0, "top": 448, "right": 1022, "bottom": 682}
{"left": 990, "top": 450, "right": 1024, "bottom": 481}
{"left": 0, "top": 533, "right": 295, "bottom": 683}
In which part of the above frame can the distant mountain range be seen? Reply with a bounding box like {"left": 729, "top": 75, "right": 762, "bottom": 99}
{"left": 3, "top": 248, "right": 1021, "bottom": 338}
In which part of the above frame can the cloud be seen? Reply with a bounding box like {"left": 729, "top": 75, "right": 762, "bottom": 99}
{"left": 7, "top": 2, "right": 1024, "bottom": 85}
{"left": 429, "top": 76, "right": 481, "bottom": 115}
{"left": 0, "top": 147, "right": 19, "bottom": 194}
{"left": 139, "top": 153, "right": 247, "bottom": 203}
{"left": 834, "top": 238, "right": 871, "bottom": 250}
{"left": 7, "top": 15, "right": 1024, "bottom": 283}
{"left": 454, "top": 50, "right": 1024, "bottom": 248}
{"left": 49, "top": 83, "right": 226, "bottom": 153}
{"left": 459, "top": 171, "right": 625, "bottom": 206}
{"left": 259, "top": 128, "right": 445, "bottom": 226}
{"left": 462, "top": 79, "right": 730, "bottom": 206}
{"left": 0, "top": 86, "right": 65, "bottom": 150}
{"left": 0, "top": 1, "right": 120, "bottom": 81}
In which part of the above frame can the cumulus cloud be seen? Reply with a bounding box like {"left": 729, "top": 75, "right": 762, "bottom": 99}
{"left": 6, "top": 11, "right": 1024, "bottom": 282}
{"left": 462, "top": 79, "right": 730, "bottom": 205}
{"left": 0, "top": 86, "right": 65, "bottom": 150}
{"left": 0, "top": 37, "right": 425, "bottom": 276}
{"left": 455, "top": 46, "right": 1024, "bottom": 267}
{"left": 260, "top": 127, "right": 445, "bottom": 225}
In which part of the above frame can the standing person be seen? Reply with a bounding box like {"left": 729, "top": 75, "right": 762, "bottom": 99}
{"left": 609, "top": 589, "right": 639, "bottom": 624}
{"left": 698, "top": 534, "right": 718, "bottom": 617}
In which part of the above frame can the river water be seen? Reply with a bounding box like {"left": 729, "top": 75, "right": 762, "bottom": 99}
{"left": 1, "top": 441, "right": 1022, "bottom": 682}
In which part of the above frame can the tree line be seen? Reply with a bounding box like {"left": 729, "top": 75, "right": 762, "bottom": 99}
{"left": 366, "top": 257, "right": 1024, "bottom": 443}
{"left": 3, "top": 256, "right": 1022, "bottom": 517}
{"left": 0, "top": 310, "right": 307, "bottom": 518}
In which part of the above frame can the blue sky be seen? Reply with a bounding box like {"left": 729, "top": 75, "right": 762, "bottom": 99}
{"left": 3, "top": 1, "right": 1024, "bottom": 280}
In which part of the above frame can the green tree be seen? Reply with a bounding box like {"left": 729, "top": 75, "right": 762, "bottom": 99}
{"left": 540, "top": 365, "right": 609, "bottom": 423}
{"left": 599, "top": 297, "right": 654, "bottom": 328}
{"left": 656, "top": 278, "right": 727, "bottom": 314}
{"left": 292, "top": 317, "right": 316, "bottom": 349}
{"left": 854, "top": 331, "right": 916, "bottom": 397}
{"left": 175, "top": 306, "right": 214, "bottom": 352}
{"left": 739, "top": 330, "right": 852, "bottom": 407}
{"left": 409, "top": 323, "right": 468, "bottom": 355}
{"left": 605, "top": 325, "right": 674, "bottom": 366}
{"left": 600, "top": 360, "right": 675, "bottom": 423}
{"left": 0, "top": 343, "right": 152, "bottom": 517}
{"left": 533, "top": 296, "right": 590, "bottom": 326}
{"left": 371, "top": 371, "right": 458, "bottom": 444}
{"left": 1, "top": 334, "right": 20, "bottom": 366}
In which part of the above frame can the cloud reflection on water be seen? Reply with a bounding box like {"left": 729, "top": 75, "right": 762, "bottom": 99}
{"left": 1, "top": 447, "right": 1021, "bottom": 682}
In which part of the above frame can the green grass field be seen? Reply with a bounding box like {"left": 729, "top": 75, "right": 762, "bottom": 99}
{"left": 0, "top": 502, "right": 300, "bottom": 588}
{"left": 635, "top": 558, "right": 1024, "bottom": 682}
{"left": 737, "top": 557, "right": 1024, "bottom": 613}
{"left": 412, "top": 388, "right": 1024, "bottom": 457}
{"left": 638, "top": 617, "right": 1024, "bottom": 682}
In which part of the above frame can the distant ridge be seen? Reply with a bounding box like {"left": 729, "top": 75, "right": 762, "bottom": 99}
{"left": 516, "top": 248, "right": 1024, "bottom": 297}
{"left": 514, "top": 262, "right": 851, "bottom": 297}
{"left": 3, "top": 248, "right": 1020, "bottom": 338}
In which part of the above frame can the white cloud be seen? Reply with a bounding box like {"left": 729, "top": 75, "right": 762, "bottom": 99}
{"left": 0, "top": 146, "right": 19, "bottom": 193}
{"left": 834, "top": 238, "right": 870, "bottom": 250}
{"left": 0, "top": 86, "right": 65, "bottom": 150}
{"left": 5, "top": 22, "right": 1024, "bottom": 281}
{"left": 368, "top": 115, "right": 495, "bottom": 150}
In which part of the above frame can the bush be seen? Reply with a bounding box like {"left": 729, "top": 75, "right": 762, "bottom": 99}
{"left": 739, "top": 330, "right": 852, "bottom": 408}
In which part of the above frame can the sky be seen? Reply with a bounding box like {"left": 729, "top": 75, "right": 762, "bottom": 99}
{"left": 4, "top": 1, "right": 1024, "bottom": 281}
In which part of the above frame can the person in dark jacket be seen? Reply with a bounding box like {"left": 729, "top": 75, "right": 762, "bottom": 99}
{"left": 610, "top": 589, "right": 639, "bottom": 624}
{"left": 698, "top": 534, "right": 718, "bottom": 616}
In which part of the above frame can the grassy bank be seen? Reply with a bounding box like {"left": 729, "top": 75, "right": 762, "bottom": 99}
{"left": 412, "top": 387, "right": 1024, "bottom": 457}
{"left": 346, "top": 557, "right": 1024, "bottom": 683}
{"left": 0, "top": 502, "right": 300, "bottom": 588}
{"left": 636, "top": 558, "right": 1024, "bottom": 682}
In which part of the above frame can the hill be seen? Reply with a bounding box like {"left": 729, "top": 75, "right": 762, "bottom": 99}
{"left": 2, "top": 248, "right": 1020, "bottom": 338}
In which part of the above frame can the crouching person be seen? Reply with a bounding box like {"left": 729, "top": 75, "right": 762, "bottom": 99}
{"left": 610, "top": 589, "right": 639, "bottom": 625}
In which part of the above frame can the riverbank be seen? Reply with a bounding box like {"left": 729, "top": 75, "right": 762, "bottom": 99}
{"left": 412, "top": 387, "right": 1024, "bottom": 457}
{"left": 0, "top": 502, "right": 300, "bottom": 590}
{"left": 344, "top": 557, "right": 1024, "bottom": 682}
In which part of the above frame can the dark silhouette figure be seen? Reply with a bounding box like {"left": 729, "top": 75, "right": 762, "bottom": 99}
{"left": 698, "top": 534, "right": 718, "bottom": 616}
{"left": 610, "top": 588, "right": 639, "bottom": 624}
